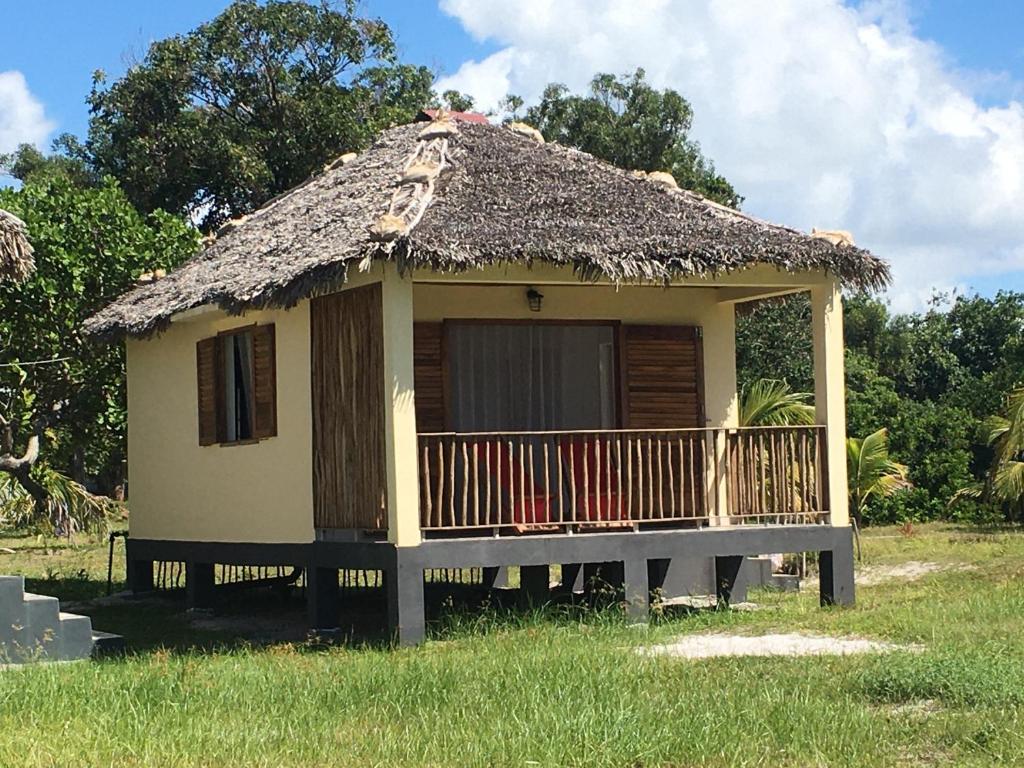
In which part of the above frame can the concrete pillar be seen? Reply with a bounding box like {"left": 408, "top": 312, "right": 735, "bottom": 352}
{"left": 127, "top": 557, "right": 154, "bottom": 594}
{"left": 387, "top": 555, "right": 425, "bottom": 646}
{"left": 714, "top": 555, "right": 748, "bottom": 605}
{"left": 559, "top": 563, "right": 584, "bottom": 593}
{"left": 483, "top": 566, "right": 509, "bottom": 590}
{"left": 520, "top": 565, "right": 550, "bottom": 606}
{"left": 820, "top": 529, "right": 856, "bottom": 606}
{"left": 811, "top": 281, "right": 850, "bottom": 528}
{"left": 306, "top": 567, "right": 339, "bottom": 631}
{"left": 623, "top": 559, "right": 649, "bottom": 623}
{"left": 381, "top": 264, "right": 422, "bottom": 547}
{"left": 186, "top": 562, "right": 215, "bottom": 609}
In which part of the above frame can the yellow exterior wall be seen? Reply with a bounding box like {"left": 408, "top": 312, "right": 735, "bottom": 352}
{"left": 126, "top": 304, "right": 314, "bottom": 543}
{"left": 412, "top": 282, "right": 739, "bottom": 429}
{"left": 123, "top": 264, "right": 845, "bottom": 544}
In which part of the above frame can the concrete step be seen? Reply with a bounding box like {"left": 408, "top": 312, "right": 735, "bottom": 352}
{"left": 91, "top": 630, "right": 125, "bottom": 658}
{"left": 57, "top": 612, "right": 94, "bottom": 661}
{"left": 22, "top": 593, "right": 61, "bottom": 660}
{"left": 0, "top": 576, "right": 24, "bottom": 649}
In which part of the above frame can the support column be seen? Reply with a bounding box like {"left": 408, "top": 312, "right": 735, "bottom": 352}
{"left": 127, "top": 557, "right": 154, "bottom": 594}
{"left": 483, "top": 566, "right": 509, "bottom": 590}
{"left": 559, "top": 563, "right": 584, "bottom": 593}
{"left": 820, "top": 530, "right": 855, "bottom": 606}
{"left": 714, "top": 555, "right": 747, "bottom": 605}
{"left": 381, "top": 264, "right": 422, "bottom": 547}
{"left": 811, "top": 280, "right": 850, "bottom": 528}
{"left": 520, "top": 565, "right": 550, "bottom": 606}
{"left": 306, "top": 567, "right": 339, "bottom": 631}
{"left": 185, "top": 562, "right": 215, "bottom": 609}
{"left": 623, "top": 559, "right": 649, "bottom": 623}
{"left": 387, "top": 554, "right": 425, "bottom": 646}
{"left": 702, "top": 301, "right": 738, "bottom": 524}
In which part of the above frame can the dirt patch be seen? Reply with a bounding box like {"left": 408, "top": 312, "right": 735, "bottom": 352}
{"left": 858, "top": 561, "right": 974, "bottom": 586}
{"left": 642, "top": 632, "right": 919, "bottom": 659}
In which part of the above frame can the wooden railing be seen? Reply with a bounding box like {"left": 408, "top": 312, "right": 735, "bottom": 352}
{"left": 417, "top": 426, "right": 829, "bottom": 534}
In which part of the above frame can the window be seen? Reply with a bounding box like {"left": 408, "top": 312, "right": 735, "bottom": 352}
{"left": 197, "top": 324, "right": 277, "bottom": 445}
{"left": 223, "top": 331, "right": 255, "bottom": 441}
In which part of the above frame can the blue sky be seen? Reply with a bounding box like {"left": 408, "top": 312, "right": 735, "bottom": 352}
{"left": 2, "top": 1, "right": 1023, "bottom": 308}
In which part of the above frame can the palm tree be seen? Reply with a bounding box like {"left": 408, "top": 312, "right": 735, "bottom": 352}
{"left": 739, "top": 379, "right": 816, "bottom": 427}
{"left": 0, "top": 208, "right": 34, "bottom": 284}
{"left": 847, "top": 428, "right": 910, "bottom": 556}
{"left": 953, "top": 387, "right": 1024, "bottom": 518}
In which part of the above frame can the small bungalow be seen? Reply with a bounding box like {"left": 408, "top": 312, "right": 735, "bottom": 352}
{"left": 85, "top": 113, "right": 889, "bottom": 644}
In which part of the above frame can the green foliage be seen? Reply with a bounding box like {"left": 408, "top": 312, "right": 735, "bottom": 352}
{"left": 438, "top": 89, "right": 475, "bottom": 112}
{"left": 0, "top": 135, "right": 96, "bottom": 188}
{"left": 736, "top": 290, "right": 1024, "bottom": 524}
{"left": 520, "top": 69, "right": 741, "bottom": 207}
{"left": 738, "top": 379, "right": 815, "bottom": 427}
{"left": 0, "top": 175, "right": 198, "bottom": 494}
{"left": 846, "top": 428, "right": 909, "bottom": 524}
{"left": 85, "top": 0, "right": 433, "bottom": 230}
{"left": 955, "top": 387, "right": 1024, "bottom": 520}
{"left": 735, "top": 295, "right": 813, "bottom": 392}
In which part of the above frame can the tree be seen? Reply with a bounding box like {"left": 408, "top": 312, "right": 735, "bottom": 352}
{"left": 847, "top": 428, "right": 910, "bottom": 549}
{"left": 735, "top": 295, "right": 813, "bottom": 392}
{"left": 86, "top": 0, "right": 433, "bottom": 230}
{"left": 739, "top": 379, "right": 815, "bottom": 427}
{"left": 0, "top": 175, "right": 198, "bottom": 518}
{"left": 518, "top": 69, "right": 741, "bottom": 208}
{"left": 439, "top": 89, "right": 475, "bottom": 112}
{"left": 1, "top": 136, "right": 96, "bottom": 189}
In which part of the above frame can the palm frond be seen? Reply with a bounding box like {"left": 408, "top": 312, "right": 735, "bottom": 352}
{"left": 739, "top": 379, "right": 816, "bottom": 427}
{"left": 0, "top": 467, "right": 121, "bottom": 533}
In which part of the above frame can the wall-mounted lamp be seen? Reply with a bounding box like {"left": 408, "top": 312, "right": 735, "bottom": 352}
{"left": 526, "top": 286, "right": 544, "bottom": 312}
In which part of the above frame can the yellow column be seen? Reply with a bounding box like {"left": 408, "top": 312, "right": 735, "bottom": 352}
{"left": 381, "top": 265, "right": 422, "bottom": 546}
{"left": 811, "top": 280, "right": 850, "bottom": 527}
{"left": 701, "top": 302, "right": 739, "bottom": 524}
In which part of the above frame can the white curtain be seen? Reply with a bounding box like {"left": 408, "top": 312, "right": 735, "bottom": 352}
{"left": 447, "top": 324, "right": 616, "bottom": 432}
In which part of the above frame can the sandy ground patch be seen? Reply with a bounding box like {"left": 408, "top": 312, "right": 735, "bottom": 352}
{"left": 857, "top": 560, "right": 974, "bottom": 586}
{"left": 642, "top": 632, "right": 918, "bottom": 659}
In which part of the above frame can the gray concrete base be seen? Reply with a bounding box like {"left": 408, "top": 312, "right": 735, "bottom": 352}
{"left": 127, "top": 525, "right": 857, "bottom": 647}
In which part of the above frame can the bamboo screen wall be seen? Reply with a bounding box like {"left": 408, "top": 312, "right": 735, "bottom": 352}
{"left": 311, "top": 283, "right": 387, "bottom": 530}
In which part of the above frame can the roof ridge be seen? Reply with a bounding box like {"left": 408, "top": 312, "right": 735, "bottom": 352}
{"left": 364, "top": 117, "right": 458, "bottom": 264}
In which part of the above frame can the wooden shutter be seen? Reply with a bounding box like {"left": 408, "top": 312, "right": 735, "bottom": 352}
{"left": 620, "top": 325, "right": 704, "bottom": 429}
{"left": 252, "top": 324, "right": 277, "bottom": 439}
{"left": 413, "top": 322, "right": 446, "bottom": 432}
{"left": 196, "top": 336, "right": 220, "bottom": 446}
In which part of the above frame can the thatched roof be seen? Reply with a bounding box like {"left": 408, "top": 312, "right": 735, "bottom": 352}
{"left": 85, "top": 119, "right": 889, "bottom": 340}
{"left": 0, "top": 209, "right": 34, "bottom": 284}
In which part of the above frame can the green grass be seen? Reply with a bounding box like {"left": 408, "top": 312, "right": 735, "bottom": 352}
{"left": 2, "top": 523, "right": 1024, "bottom": 766}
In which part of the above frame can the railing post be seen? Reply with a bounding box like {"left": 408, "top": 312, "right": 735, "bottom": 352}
{"left": 705, "top": 428, "right": 730, "bottom": 526}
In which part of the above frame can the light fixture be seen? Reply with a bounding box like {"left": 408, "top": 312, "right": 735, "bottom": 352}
{"left": 526, "top": 286, "right": 544, "bottom": 312}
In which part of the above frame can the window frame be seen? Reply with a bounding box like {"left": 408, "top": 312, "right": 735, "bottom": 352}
{"left": 196, "top": 322, "right": 276, "bottom": 448}
{"left": 216, "top": 324, "right": 259, "bottom": 446}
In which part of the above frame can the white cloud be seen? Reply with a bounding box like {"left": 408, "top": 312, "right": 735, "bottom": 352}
{"left": 437, "top": 0, "right": 1024, "bottom": 311}
{"left": 0, "top": 71, "right": 54, "bottom": 155}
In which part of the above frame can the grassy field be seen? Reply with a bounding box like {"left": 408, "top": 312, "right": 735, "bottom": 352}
{"left": 1, "top": 524, "right": 1023, "bottom": 767}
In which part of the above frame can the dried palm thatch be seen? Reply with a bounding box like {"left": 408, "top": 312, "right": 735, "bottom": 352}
{"left": 85, "top": 121, "right": 890, "bottom": 340}
{"left": 0, "top": 209, "right": 34, "bottom": 283}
